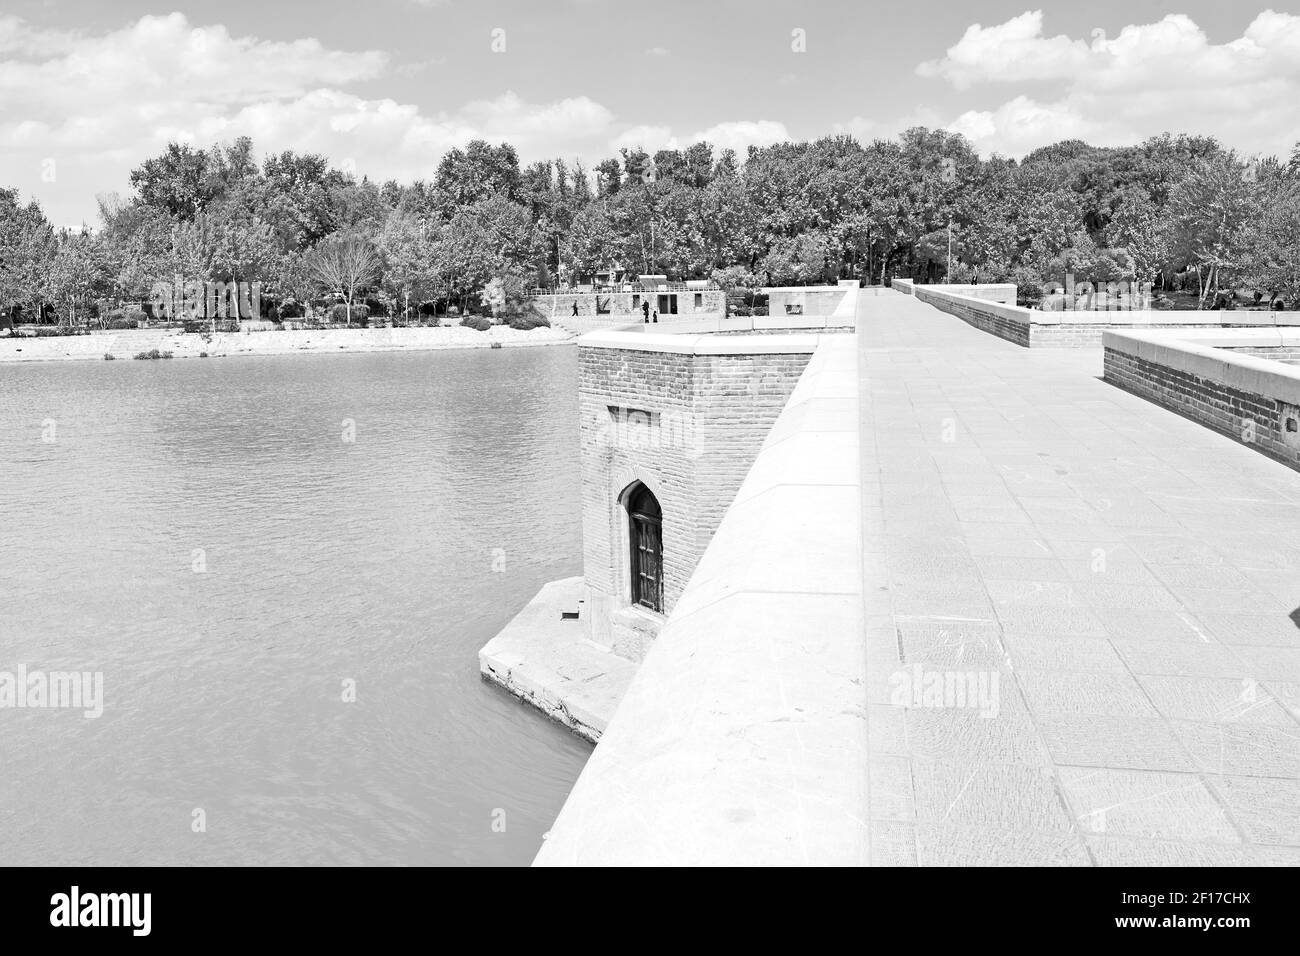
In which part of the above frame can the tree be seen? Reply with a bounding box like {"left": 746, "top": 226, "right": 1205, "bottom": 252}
{"left": 47, "top": 232, "right": 109, "bottom": 326}
{"left": 305, "top": 233, "right": 381, "bottom": 324}
{"left": 761, "top": 231, "right": 833, "bottom": 285}
{"left": 1107, "top": 187, "right": 1171, "bottom": 287}
{"left": 0, "top": 188, "right": 56, "bottom": 322}
{"left": 1243, "top": 181, "right": 1300, "bottom": 308}
{"left": 378, "top": 210, "right": 440, "bottom": 318}
{"left": 1167, "top": 154, "right": 1258, "bottom": 307}
{"left": 594, "top": 159, "right": 622, "bottom": 198}
{"left": 129, "top": 143, "right": 218, "bottom": 219}
{"left": 435, "top": 140, "right": 521, "bottom": 208}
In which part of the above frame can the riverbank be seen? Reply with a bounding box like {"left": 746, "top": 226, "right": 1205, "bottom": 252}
{"left": 0, "top": 324, "right": 573, "bottom": 363}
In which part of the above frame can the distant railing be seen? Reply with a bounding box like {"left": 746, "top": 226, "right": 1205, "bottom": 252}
{"left": 528, "top": 281, "right": 720, "bottom": 296}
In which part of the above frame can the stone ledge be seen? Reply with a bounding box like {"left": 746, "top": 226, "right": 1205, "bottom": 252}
{"left": 478, "top": 576, "right": 635, "bottom": 743}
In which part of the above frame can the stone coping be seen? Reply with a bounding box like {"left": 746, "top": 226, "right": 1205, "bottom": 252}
{"left": 1103, "top": 327, "right": 1300, "bottom": 406}
{"left": 1034, "top": 310, "right": 1300, "bottom": 328}
{"left": 760, "top": 284, "right": 852, "bottom": 293}
{"left": 535, "top": 333, "right": 866, "bottom": 866}
{"left": 577, "top": 328, "right": 831, "bottom": 355}
{"left": 893, "top": 278, "right": 1017, "bottom": 304}
{"left": 898, "top": 279, "right": 1300, "bottom": 329}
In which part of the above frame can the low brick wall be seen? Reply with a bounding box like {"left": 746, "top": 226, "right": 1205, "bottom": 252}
{"left": 895, "top": 280, "right": 1031, "bottom": 346}
{"left": 895, "top": 279, "right": 1300, "bottom": 349}
{"left": 1103, "top": 329, "right": 1300, "bottom": 471}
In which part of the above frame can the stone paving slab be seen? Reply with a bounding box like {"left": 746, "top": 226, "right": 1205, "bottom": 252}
{"left": 858, "top": 290, "right": 1300, "bottom": 866}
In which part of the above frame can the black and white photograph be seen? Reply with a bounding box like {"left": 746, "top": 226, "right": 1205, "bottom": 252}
{"left": 0, "top": 0, "right": 1296, "bottom": 932}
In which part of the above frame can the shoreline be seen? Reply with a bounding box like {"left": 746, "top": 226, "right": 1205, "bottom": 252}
{"left": 0, "top": 324, "right": 574, "bottom": 364}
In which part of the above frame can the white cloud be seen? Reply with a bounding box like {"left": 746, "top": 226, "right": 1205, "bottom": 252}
{"left": 832, "top": 116, "right": 878, "bottom": 141}
{"left": 920, "top": 10, "right": 1300, "bottom": 157}
{"left": 694, "top": 120, "right": 789, "bottom": 155}
{"left": 610, "top": 120, "right": 789, "bottom": 157}
{"left": 917, "top": 11, "right": 1089, "bottom": 89}
{"left": 610, "top": 125, "right": 676, "bottom": 153}
{"left": 0, "top": 13, "right": 620, "bottom": 224}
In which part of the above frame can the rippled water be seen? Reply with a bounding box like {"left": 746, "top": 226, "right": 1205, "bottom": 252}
{"left": 0, "top": 346, "right": 591, "bottom": 865}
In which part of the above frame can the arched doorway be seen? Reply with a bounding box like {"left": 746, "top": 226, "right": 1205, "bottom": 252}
{"left": 624, "top": 482, "right": 663, "bottom": 612}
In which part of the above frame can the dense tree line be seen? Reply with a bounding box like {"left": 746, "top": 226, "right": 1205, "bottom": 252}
{"left": 3, "top": 127, "right": 1300, "bottom": 325}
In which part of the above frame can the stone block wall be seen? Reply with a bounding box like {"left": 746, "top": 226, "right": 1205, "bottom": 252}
{"left": 764, "top": 287, "right": 851, "bottom": 318}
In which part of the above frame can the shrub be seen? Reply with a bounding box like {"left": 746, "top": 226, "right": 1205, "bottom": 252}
{"left": 104, "top": 309, "right": 138, "bottom": 330}
{"left": 278, "top": 299, "right": 305, "bottom": 319}
{"left": 460, "top": 315, "right": 492, "bottom": 331}
{"left": 125, "top": 308, "right": 148, "bottom": 325}
{"left": 103, "top": 353, "right": 116, "bottom": 361}
{"left": 417, "top": 301, "right": 439, "bottom": 317}
{"left": 132, "top": 349, "right": 173, "bottom": 360}
{"left": 506, "top": 313, "right": 550, "bottom": 330}
{"left": 490, "top": 340, "right": 503, "bottom": 349}
{"left": 327, "top": 303, "right": 370, "bottom": 324}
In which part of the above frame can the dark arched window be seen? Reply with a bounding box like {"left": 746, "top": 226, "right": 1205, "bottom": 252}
{"left": 626, "top": 483, "right": 663, "bottom": 612}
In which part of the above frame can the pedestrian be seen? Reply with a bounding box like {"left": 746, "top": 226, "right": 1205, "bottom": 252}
{"left": 571, "top": 301, "right": 578, "bottom": 317}
{"left": 641, "top": 300, "right": 650, "bottom": 321}
{"left": 652, "top": 309, "right": 658, "bottom": 323}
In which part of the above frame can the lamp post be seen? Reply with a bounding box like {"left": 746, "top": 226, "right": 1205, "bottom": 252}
{"left": 947, "top": 219, "right": 952, "bottom": 280}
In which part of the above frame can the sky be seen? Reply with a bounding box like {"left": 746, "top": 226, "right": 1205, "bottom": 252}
{"left": 3, "top": 0, "right": 1300, "bottom": 226}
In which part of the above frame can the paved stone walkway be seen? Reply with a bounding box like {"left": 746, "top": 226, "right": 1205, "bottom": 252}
{"left": 858, "top": 290, "right": 1300, "bottom": 866}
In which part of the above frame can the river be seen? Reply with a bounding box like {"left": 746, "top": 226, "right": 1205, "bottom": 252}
{"left": 0, "top": 346, "right": 590, "bottom": 865}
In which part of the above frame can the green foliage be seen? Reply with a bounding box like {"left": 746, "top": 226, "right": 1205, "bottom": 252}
{"left": 104, "top": 311, "right": 138, "bottom": 330}
{"left": 506, "top": 312, "right": 550, "bottom": 330}
{"left": 5, "top": 128, "right": 1299, "bottom": 326}
{"left": 460, "top": 315, "right": 492, "bottom": 331}
{"left": 327, "top": 302, "right": 370, "bottom": 324}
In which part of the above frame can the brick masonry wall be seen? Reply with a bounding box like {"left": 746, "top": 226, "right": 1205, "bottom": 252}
{"left": 1103, "top": 346, "right": 1300, "bottom": 471}
{"left": 578, "top": 344, "right": 812, "bottom": 651}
